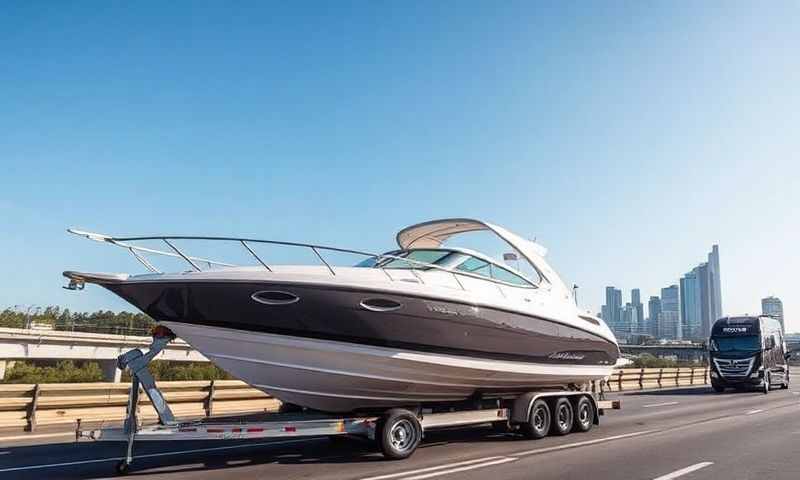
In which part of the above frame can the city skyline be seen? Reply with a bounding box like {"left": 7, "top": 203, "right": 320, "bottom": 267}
{"left": 603, "top": 245, "right": 727, "bottom": 342}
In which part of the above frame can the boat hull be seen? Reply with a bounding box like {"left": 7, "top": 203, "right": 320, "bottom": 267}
{"left": 162, "top": 321, "right": 614, "bottom": 412}
{"left": 99, "top": 279, "right": 619, "bottom": 412}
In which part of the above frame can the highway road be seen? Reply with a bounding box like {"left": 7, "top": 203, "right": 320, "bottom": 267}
{"left": 1, "top": 386, "right": 799, "bottom": 480}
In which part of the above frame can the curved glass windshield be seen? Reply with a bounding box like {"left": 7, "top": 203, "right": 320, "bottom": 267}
{"left": 712, "top": 336, "right": 760, "bottom": 352}
{"left": 355, "top": 248, "right": 534, "bottom": 287}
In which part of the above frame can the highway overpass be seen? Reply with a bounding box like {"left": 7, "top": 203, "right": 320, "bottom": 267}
{"left": 0, "top": 327, "right": 206, "bottom": 382}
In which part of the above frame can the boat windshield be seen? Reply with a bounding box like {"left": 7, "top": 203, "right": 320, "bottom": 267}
{"left": 354, "top": 249, "right": 534, "bottom": 287}
{"left": 711, "top": 336, "right": 761, "bottom": 352}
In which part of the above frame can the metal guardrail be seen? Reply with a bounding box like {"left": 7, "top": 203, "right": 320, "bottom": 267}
{"left": 0, "top": 368, "right": 708, "bottom": 432}
{"left": 593, "top": 367, "right": 709, "bottom": 394}
{"left": 0, "top": 380, "right": 279, "bottom": 431}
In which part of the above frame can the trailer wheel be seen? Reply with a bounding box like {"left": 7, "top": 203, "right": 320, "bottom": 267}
{"left": 521, "top": 399, "right": 550, "bottom": 439}
{"left": 572, "top": 396, "right": 594, "bottom": 433}
{"left": 377, "top": 409, "right": 422, "bottom": 460}
{"left": 551, "top": 397, "right": 573, "bottom": 436}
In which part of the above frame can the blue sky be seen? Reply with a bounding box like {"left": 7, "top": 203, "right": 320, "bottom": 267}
{"left": 1, "top": 2, "right": 798, "bottom": 331}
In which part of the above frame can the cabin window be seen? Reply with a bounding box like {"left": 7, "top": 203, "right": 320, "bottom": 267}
{"left": 382, "top": 249, "right": 451, "bottom": 269}
{"left": 456, "top": 255, "right": 532, "bottom": 287}
{"left": 455, "top": 257, "right": 491, "bottom": 276}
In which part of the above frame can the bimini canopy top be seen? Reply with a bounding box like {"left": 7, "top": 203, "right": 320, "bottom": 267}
{"left": 396, "top": 218, "right": 571, "bottom": 297}
{"left": 396, "top": 219, "right": 490, "bottom": 249}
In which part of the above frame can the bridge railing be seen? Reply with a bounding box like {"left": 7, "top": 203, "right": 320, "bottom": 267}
{"left": 0, "top": 380, "right": 279, "bottom": 432}
{"left": 0, "top": 367, "right": 709, "bottom": 432}
{"left": 593, "top": 367, "right": 709, "bottom": 394}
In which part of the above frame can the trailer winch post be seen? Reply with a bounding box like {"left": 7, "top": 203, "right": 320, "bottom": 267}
{"left": 115, "top": 329, "right": 177, "bottom": 473}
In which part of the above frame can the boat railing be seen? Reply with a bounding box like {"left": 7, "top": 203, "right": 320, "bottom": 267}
{"left": 67, "top": 229, "right": 535, "bottom": 293}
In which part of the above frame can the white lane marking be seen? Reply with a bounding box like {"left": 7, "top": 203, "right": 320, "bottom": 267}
{"left": 403, "top": 457, "right": 517, "bottom": 480}
{"left": 360, "top": 457, "right": 511, "bottom": 480}
{"left": 643, "top": 402, "right": 680, "bottom": 408}
{"left": 0, "top": 438, "right": 320, "bottom": 473}
{"left": 652, "top": 461, "right": 714, "bottom": 480}
{"left": 360, "top": 431, "right": 655, "bottom": 480}
{"left": 514, "top": 429, "right": 656, "bottom": 456}
{"left": 746, "top": 409, "right": 764, "bottom": 415}
{"left": 0, "top": 432, "right": 75, "bottom": 442}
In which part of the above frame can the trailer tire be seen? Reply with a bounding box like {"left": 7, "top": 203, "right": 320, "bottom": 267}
{"left": 377, "top": 409, "right": 422, "bottom": 460}
{"left": 551, "top": 397, "right": 574, "bottom": 436}
{"left": 521, "top": 399, "right": 550, "bottom": 439}
{"left": 572, "top": 396, "right": 594, "bottom": 433}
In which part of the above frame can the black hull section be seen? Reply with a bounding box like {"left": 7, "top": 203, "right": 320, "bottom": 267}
{"left": 104, "top": 281, "right": 619, "bottom": 367}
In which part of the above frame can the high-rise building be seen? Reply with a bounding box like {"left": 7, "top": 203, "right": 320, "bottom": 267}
{"left": 688, "top": 245, "right": 724, "bottom": 338}
{"left": 708, "top": 245, "right": 722, "bottom": 326}
{"left": 680, "top": 269, "right": 702, "bottom": 340}
{"left": 631, "top": 288, "right": 644, "bottom": 334}
{"left": 648, "top": 296, "right": 661, "bottom": 337}
{"left": 602, "top": 287, "right": 623, "bottom": 337}
{"left": 660, "top": 284, "right": 681, "bottom": 340}
{"left": 762, "top": 296, "right": 784, "bottom": 331}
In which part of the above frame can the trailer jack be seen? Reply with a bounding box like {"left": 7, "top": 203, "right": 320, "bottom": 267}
{"left": 115, "top": 328, "right": 177, "bottom": 474}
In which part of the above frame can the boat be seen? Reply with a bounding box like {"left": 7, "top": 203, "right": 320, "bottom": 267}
{"left": 63, "top": 218, "right": 620, "bottom": 413}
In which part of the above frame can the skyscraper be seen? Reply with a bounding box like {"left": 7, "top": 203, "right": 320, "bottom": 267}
{"left": 660, "top": 285, "right": 681, "bottom": 340}
{"left": 648, "top": 296, "right": 661, "bottom": 338}
{"left": 631, "top": 288, "right": 644, "bottom": 334}
{"left": 680, "top": 269, "right": 702, "bottom": 340}
{"left": 602, "top": 287, "right": 623, "bottom": 337}
{"left": 762, "top": 296, "right": 784, "bottom": 331}
{"left": 689, "top": 245, "right": 724, "bottom": 338}
{"left": 708, "top": 245, "right": 722, "bottom": 326}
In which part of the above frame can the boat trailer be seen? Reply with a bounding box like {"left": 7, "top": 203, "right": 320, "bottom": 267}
{"left": 80, "top": 329, "right": 620, "bottom": 475}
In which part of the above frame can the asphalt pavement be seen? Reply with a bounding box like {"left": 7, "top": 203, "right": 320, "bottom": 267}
{"left": 1, "top": 386, "right": 799, "bottom": 480}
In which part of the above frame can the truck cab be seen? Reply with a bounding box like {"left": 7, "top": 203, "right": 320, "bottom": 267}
{"left": 709, "top": 316, "right": 790, "bottom": 393}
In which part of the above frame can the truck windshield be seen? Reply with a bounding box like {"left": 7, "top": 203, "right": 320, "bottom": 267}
{"left": 712, "top": 336, "right": 760, "bottom": 352}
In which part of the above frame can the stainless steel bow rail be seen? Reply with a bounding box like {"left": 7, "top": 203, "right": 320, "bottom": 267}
{"left": 65, "top": 228, "right": 538, "bottom": 292}
{"left": 83, "top": 329, "right": 619, "bottom": 475}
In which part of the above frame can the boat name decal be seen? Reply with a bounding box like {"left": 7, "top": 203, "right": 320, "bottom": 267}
{"left": 548, "top": 352, "right": 586, "bottom": 361}
{"left": 426, "top": 303, "right": 479, "bottom": 317}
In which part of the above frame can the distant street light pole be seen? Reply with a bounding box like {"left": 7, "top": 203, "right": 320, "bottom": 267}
{"left": 13, "top": 304, "right": 41, "bottom": 330}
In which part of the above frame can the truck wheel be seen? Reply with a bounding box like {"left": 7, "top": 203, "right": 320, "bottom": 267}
{"left": 572, "top": 396, "right": 594, "bottom": 433}
{"left": 376, "top": 409, "right": 422, "bottom": 460}
{"left": 781, "top": 371, "right": 790, "bottom": 389}
{"left": 711, "top": 382, "right": 725, "bottom": 393}
{"left": 551, "top": 397, "right": 574, "bottom": 436}
{"left": 521, "top": 399, "right": 550, "bottom": 439}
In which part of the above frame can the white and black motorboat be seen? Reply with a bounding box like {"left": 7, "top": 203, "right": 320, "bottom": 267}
{"left": 64, "top": 218, "right": 620, "bottom": 412}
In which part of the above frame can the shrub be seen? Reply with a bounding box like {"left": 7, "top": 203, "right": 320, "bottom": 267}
{"left": 2, "top": 361, "right": 104, "bottom": 383}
